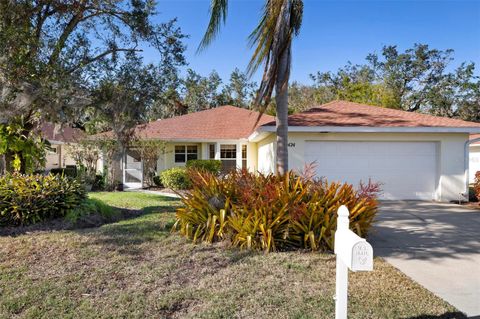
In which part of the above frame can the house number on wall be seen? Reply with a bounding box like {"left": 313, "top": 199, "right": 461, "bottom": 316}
{"left": 288, "top": 143, "right": 296, "bottom": 147}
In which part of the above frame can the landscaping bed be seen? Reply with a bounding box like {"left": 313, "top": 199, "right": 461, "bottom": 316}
{"left": 0, "top": 192, "right": 465, "bottom": 318}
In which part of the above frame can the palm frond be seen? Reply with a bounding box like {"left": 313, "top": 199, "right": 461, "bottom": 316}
{"left": 197, "top": 0, "right": 229, "bottom": 53}
{"left": 248, "top": 0, "right": 303, "bottom": 110}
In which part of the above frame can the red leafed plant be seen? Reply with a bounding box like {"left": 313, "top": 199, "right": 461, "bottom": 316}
{"left": 474, "top": 171, "right": 480, "bottom": 202}
{"left": 358, "top": 179, "right": 383, "bottom": 202}
{"left": 174, "top": 169, "right": 380, "bottom": 252}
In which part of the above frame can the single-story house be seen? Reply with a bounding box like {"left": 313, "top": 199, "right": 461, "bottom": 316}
{"left": 469, "top": 134, "right": 480, "bottom": 183}
{"left": 114, "top": 101, "right": 480, "bottom": 202}
{"left": 40, "top": 123, "right": 85, "bottom": 171}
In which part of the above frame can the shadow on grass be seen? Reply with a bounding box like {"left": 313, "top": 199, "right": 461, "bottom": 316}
{"left": 0, "top": 197, "right": 180, "bottom": 238}
{"left": 402, "top": 312, "right": 468, "bottom": 319}
{"left": 78, "top": 204, "right": 179, "bottom": 256}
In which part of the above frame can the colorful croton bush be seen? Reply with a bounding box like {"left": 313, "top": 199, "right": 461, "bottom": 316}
{"left": 0, "top": 173, "right": 86, "bottom": 226}
{"left": 474, "top": 171, "right": 480, "bottom": 202}
{"left": 174, "top": 169, "right": 380, "bottom": 252}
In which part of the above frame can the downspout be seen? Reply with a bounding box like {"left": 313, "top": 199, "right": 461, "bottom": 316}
{"left": 464, "top": 137, "right": 480, "bottom": 200}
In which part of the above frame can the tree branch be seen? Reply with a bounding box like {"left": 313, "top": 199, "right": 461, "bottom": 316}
{"left": 68, "top": 48, "right": 142, "bottom": 74}
{"left": 48, "top": 2, "right": 87, "bottom": 66}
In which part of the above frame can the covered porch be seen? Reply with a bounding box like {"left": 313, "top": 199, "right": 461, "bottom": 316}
{"left": 123, "top": 140, "right": 258, "bottom": 189}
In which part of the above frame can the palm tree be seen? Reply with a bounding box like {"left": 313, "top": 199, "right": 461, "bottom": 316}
{"left": 198, "top": 0, "right": 303, "bottom": 175}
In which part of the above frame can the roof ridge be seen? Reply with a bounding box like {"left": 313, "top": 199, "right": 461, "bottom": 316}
{"left": 311, "top": 100, "right": 480, "bottom": 126}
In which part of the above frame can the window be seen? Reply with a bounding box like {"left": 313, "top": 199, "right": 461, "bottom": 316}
{"left": 242, "top": 145, "right": 247, "bottom": 170}
{"left": 175, "top": 145, "right": 198, "bottom": 163}
{"left": 187, "top": 146, "right": 198, "bottom": 161}
{"left": 220, "top": 144, "right": 236, "bottom": 172}
{"left": 220, "top": 144, "right": 236, "bottom": 159}
{"left": 48, "top": 146, "right": 57, "bottom": 155}
{"left": 209, "top": 144, "right": 215, "bottom": 159}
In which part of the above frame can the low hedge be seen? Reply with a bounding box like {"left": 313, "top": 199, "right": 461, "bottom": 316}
{"left": 160, "top": 167, "right": 191, "bottom": 190}
{"left": 175, "top": 170, "right": 380, "bottom": 252}
{"left": 0, "top": 173, "right": 86, "bottom": 226}
{"left": 186, "top": 159, "right": 222, "bottom": 175}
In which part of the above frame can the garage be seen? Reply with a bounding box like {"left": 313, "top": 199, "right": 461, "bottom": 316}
{"left": 254, "top": 101, "right": 480, "bottom": 202}
{"left": 304, "top": 141, "right": 438, "bottom": 200}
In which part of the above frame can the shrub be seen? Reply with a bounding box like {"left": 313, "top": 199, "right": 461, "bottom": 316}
{"left": 153, "top": 175, "right": 163, "bottom": 187}
{"left": 186, "top": 159, "right": 222, "bottom": 175}
{"left": 160, "top": 167, "right": 191, "bottom": 190}
{"left": 92, "top": 173, "right": 107, "bottom": 191}
{"left": 174, "top": 170, "right": 379, "bottom": 252}
{"left": 0, "top": 173, "right": 86, "bottom": 226}
{"left": 50, "top": 167, "right": 77, "bottom": 178}
{"left": 474, "top": 171, "right": 480, "bottom": 202}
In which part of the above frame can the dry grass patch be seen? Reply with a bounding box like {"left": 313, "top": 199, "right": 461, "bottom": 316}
{"left": 0, "top": 192, "right": 465, "bottom": 319}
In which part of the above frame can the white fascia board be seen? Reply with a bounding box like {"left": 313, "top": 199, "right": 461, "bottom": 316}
{"left": 257, "top": 126, "right": 480, "bottom": 134}
{"left": 149, "top": 138, "right": 248, "bottom": 143}
{"left": 248, "top": 131, "right": 272, "bottom": 142}
{"left": 47, "top": 140, "right": 65, "bottom": 145}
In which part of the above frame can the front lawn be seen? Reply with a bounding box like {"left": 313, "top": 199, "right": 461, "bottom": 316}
{"left": 0, "top": 192, "right": 465, "bottom": 318}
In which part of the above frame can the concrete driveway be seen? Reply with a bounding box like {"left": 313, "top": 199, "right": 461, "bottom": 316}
{"left": 370, "top": 201, "right": 480, "bottom": 317}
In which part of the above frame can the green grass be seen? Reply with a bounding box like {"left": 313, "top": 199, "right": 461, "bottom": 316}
{"left": 0, "top": 192, "right": 465, "bottom": 319}
{"left": 89, "top": 191, "right": 180, "bottom": 213}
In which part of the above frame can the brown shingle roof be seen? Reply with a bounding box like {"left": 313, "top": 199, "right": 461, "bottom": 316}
{"left": 99, "top": 106, "right": 275, "bottom": 140}
{"left": 470, "top": 134, "right": 480, "bottom": 145}
{"left": 39, "top": 123, "right": 85, "bottom": 143}
{"left": 262, "top": 100, "right": 480, "bottom": 128}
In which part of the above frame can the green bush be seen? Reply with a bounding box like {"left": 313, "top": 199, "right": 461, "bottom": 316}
{"left": 50, "top": 167, "right": 77, "bottom": 178}
{"left": 160, "top": 167, "right": 191, "bottom": 190}
{"left": 186, "top": 159, "right": 222, "bottom": 174}
{"left": 175, "top": 170, "right": 379, "bottom": 252}
{"left": 0, "top": 173, "right": 86, "bottom": 226}
{"left": 153, "top": 175, "right": 163, "bottom": 187}
{"left": 92, "top": 174, "right": 106, "bottom": 191}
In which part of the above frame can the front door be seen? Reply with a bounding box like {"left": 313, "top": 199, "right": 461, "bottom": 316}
{"left": 123, "top": 149, "right": 143, "bottom": 189}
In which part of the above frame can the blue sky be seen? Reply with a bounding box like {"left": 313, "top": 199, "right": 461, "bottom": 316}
{"left": 143, "top": 0, "right": 480, "bottom": 84}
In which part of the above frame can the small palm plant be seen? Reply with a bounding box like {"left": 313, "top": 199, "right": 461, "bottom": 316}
{"left": 198, "top": 0, "right": 304, "bottom": 174}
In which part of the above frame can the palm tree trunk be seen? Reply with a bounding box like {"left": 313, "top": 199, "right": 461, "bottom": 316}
{"left": 275, "top": 44, "right": 291, "bottom": 175}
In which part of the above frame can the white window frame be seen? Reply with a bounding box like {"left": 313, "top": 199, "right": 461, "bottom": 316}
{"left": 220, "top": 144, "right": 237, "bottom": 172}
{"left": 174, "top": 145, "right": 198, "bottom": 163}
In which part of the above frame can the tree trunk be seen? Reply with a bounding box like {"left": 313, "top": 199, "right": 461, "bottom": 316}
{"left": 4, "top": 151, "right": 14, "bottom": 173}
{"left": 275, "top": 45, "right": 291, "bottom": 175}
{"left": 0, "top": 154, "right": 6, "bottom": 175}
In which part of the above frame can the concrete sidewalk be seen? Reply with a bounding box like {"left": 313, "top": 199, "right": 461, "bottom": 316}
{"left": 370, "top": 201, "right": 480, "bottom": 317}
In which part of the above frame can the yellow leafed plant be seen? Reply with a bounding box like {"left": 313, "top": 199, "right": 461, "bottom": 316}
{"left": 174, "top": 169, "right": 379, "bottom": 252}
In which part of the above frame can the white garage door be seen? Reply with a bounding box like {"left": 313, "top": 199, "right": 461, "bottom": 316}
{"left": 305, "top": 141, "right": 438, "bottom": 200}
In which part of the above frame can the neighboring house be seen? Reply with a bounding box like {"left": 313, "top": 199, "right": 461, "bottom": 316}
{"left": 469, "top": 134, "right": 480, "bottom": 183}
{"left": 111, "top": 101, "right": 480, "bottom": 202}
{"left": 39, "top": 123, "right": 85, "bottom": 171}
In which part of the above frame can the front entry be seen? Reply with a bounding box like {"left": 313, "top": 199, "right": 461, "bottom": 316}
{"left": 123, "top": 149, "right": 143, "bottom": 189}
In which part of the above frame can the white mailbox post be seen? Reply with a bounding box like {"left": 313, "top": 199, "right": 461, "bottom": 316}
{"left": 334, "top": 205, "right": 373, "bottom": 319}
